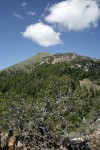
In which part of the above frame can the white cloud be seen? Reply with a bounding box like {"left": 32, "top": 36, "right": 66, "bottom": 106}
{"left": 45, "top": 0, "right": 100, "bottom": 31}
{"left": 21, "top": 2, "right": 27, "bottom": 7}
{"left": 27, "top": 11, "right": 36, "bottom": 16}
{"left": 41, "top": 3, "right": 51, "bottom": 17}
{"left": 22, "top": 23, "right": 62, "bottom": 47}
{"left": 14, "top": 12, "right": 23, "bottom": 20}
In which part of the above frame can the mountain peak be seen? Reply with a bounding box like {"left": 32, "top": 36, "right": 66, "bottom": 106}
{"left": 2, "top": 52, "right": 100, "bottom": 71}
{"left": 3, "top": 52, "right": 52, "bottom": 71}
{"left": 36, "top": 52, "right": 52, "bottom": 56}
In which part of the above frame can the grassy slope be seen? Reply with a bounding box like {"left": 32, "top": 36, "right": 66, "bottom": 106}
{"left": 2, "top": 52, "right": 52, "bottom": 71}
{"left": 80, "top": 79, "right": 100, "bottom": 90}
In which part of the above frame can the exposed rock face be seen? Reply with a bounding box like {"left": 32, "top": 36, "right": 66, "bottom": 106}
{"left": 1, "top": 127, "right": 99, "bottom": 150}
{"left": 88, "top": 129, "right": 100, "bottom": 150}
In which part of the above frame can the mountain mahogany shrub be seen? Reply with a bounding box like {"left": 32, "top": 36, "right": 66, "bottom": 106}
{"left": 0, "top": 60, "right": 100, "bottom": 132}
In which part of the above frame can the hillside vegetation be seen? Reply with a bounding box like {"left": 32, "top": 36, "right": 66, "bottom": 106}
{"left": 0, "top": 53, "right": 100, "bottom": 137}
{"left": 2, "top": 52, "right": 52, "bottom": 71}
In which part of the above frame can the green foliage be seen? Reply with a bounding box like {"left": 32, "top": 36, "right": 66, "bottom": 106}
{"left": 0, "top": 58, "right": 100, "bottom": 133}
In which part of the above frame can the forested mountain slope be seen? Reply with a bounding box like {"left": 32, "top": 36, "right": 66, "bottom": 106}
{"left": 0, "top": 53, "right": 100, "bottom": 149}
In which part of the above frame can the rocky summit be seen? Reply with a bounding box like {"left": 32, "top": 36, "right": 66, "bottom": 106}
{"left": 0, "top": 53, "right": 100, "bottom": 150}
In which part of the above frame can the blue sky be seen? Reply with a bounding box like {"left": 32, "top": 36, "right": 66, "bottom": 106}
{"left": 0, "top": 0, "right": 100, "bottom": 70}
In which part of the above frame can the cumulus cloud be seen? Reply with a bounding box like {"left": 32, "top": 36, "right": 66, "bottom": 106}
{"left": 22, "top": 23, "right": 62, "bottom": 47}
{"left": 45, "top": 0, "right": 100, "bottom": 31}
{"left": 27, "top": 11, "right": 36, "bottom": 16}
{"left": 14, "top": 12, "right": 23, "bottom": 20}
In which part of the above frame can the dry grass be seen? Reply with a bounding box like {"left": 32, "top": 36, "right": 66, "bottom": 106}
{"left": 80, "top": 78, "right": 100, "bottom": 91}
